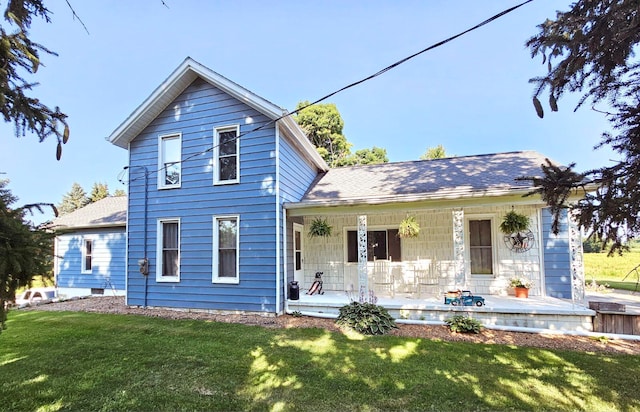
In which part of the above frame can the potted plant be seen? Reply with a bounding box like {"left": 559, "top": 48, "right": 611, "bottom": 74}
{"left": 308, "top": 217, "right": 332, "bottom": 238}
{"left": 398, "top": 216, "right": 420, "bottom": 238}
{"left": 499, "top": 210, "right": 530, "bottom": 234}
{"left": 509, "top": 277, "right": 533, "bottom": 298}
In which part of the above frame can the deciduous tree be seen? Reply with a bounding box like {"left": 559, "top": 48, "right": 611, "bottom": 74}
{"left": 420, "top": 145, "right": 448, "bottom": 160}
{"left": 524, "top": 0, "right": 640, "bottom": 254}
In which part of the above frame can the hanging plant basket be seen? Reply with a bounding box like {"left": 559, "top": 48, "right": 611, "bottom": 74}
{"left": 398, "top": 216, "right": 420, "bottom": 238}
{"left": 499, "top": 210, "right": 530, "bottom": 234}
{"left": 500, "top": 210, "right": 534, "bottom": 252}
{"left": 308, "top": 217, "right": 333, "bottom": 238}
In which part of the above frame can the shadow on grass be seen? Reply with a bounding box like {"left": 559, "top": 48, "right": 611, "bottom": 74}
{"left": 1, "top": 311, "right": 639, "bottom": 411}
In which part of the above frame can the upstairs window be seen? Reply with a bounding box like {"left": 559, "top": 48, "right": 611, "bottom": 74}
{"left": 214, "top": 125, "right": 239, "bottom": 184}
{"left": 157, "top": 219, "right": 180, "bottom": 282}
{"left": 213, "top": 216, "right": 239, "bottom": 283}
{"left": 158, "top": 133, "right": 181, "bottom": 189}
{"left": 346, "top": 229, "right": 401, "bottom": 262}
{"left": 81, "top": 239, "right": 93, "bottom": 273}
{"left": 468, "top": 219, "right": 493, "bottom": 275}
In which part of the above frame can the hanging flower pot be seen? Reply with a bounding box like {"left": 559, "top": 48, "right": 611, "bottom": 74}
{"left": 398, "top": 216, "right": 420, "bottom": 238}
{"left": 308, "top": 217, "right": 333, "bottom": 238}
{"left": 499, "top": 210, "right": 530, "bottom": 235}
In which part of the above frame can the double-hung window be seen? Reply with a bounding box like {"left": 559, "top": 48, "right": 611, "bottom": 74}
{"left": 213, "top": 216, "right": 239, "bottom": 283}
{"left": 157, "top": 219, "right": 180, "bottom": 282}
{"left": 158, "top": 133, "right": 181, "bottom": 189}
{"left": 81, "top": 238, "right": 93, "bottom": 273}
{"left": 346, "top": 229, "right": 401, "bottom": 262}
{"left": 468, "top": 218, "right": 494, "bottom": 275}
{"left": 214, "top": 125, "right": 239, "bottom": 184}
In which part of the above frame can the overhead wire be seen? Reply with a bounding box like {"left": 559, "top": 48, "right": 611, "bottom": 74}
{"left": 121, "top": 0, "right": 534, "bottom": 185}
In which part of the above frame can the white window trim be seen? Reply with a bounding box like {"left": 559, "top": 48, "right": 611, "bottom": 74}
{"left": 213, "top": 215, "right": 240, "bottom": 284}
{"left": 213, "top": 125, "right": 240, "bottom": 185}
{"left": 156, "top": 218, "right": 180, "bottom": 282}
{"left": 81, "top": 237, "right": 94, "bottom": 274}
{"left": 157, "top": 133, "right": 182, "bottom": 190}
{"left": 465, "top": 214, "right": 498, "bottom": 277}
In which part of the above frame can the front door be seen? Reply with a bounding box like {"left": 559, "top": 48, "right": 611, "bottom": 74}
{"left": 293, "top": 223, "right": 303, "bottom": 283}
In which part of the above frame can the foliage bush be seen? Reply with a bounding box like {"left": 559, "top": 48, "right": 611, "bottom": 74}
{"left": 445, "top": 315, "right": 482, "bottom": 334}
{"left": 336, "top": 302, "right": 397, "bottom": 335}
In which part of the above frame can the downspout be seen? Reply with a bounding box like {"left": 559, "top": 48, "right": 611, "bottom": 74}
{"left": 275, "top": 125, "right": 281, "bottom": 314}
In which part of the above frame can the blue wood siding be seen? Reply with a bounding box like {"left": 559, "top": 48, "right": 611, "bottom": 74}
{"left": 56, "top": 228, "right": 126, "bottom": 291}
{"left": 542, "top": 208, "right": 572, "bottom": 298}
{"left": 126, "top": 78, "right": 281, "bottom": 312}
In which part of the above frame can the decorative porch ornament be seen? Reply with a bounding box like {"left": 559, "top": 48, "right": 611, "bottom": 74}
{"left": 398, "top": 216, "right": 420, "bottom": 238}
{"left": 308, "top": 217, "right": 332, "bottom": 238}
{"left": 500, "top": 210, "right": 534, "bottom": 252}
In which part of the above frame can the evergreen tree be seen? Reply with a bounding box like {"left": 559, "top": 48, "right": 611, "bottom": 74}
{"left": 58, "top": 183, "right": 89, "bottom": 215}
{"left": 113, "top": 189, "right": 126, "bottom": 197}
{"left": 89, "top": 182, "right": 109, "bottom": 203}
{"left": 523, "top": 0, "right": 640, "bottom": 254}
{"left": 420, "top": 145, "right": 448, "bottom": 160}
{"left": 0, "top": 0, "right": 69, "bottom": 159}
{"left": 0, "top": 180, "right": 54, "bottom": 332}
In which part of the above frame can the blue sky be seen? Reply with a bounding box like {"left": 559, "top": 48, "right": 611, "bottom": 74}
{"left": 1, "top": 1, "right": 617, "bottom": 223}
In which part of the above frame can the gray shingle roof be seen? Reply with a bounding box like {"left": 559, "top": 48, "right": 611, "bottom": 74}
{"left": 294, "top": 151, "right": 552, "bottom": 207}
{"left": 51, "top": 196, "right": 127, "bottom": 230}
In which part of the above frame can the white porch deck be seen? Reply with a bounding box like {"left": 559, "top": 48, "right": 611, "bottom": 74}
{"left": 286, "top": 291, "right": 596, "bottom": 333}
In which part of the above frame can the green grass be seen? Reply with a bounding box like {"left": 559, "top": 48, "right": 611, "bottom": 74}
{"left": 2, "top": 311, "right": 640, "bottom": 411}
{"left": 584, "top": 249, "right": 640, "bottom": 291}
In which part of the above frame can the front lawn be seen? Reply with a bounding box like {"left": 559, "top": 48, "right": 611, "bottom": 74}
{"left": 1, "top": 311, "right": 639, "bottom": 411}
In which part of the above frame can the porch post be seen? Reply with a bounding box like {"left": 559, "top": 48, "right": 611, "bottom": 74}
{"left": 568, "top": 210, "right": 586, "bottom": 306}
{"left": 452, "top": 209, "right": 465, "bottom": 286}
{"left": 357, "top": 215, "right": 369, "bottom": 301}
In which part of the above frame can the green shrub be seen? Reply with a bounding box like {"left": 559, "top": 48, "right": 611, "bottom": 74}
{"left": 336, "top": 302, "right": 397, "bottom": 335}
{"left": 445, "top": 315, "right": 482, "bottom": 334}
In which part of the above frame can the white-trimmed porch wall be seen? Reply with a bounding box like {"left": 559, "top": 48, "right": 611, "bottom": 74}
{"left": 300, "top": 205, "right": 542, "bottom": 296}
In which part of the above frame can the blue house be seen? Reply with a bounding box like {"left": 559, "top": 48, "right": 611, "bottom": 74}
{"left": 107, "top": 57, "right": 587, "bottom": 315}
{"left": 52, "top": 196, "right": 127, "bottom": 298}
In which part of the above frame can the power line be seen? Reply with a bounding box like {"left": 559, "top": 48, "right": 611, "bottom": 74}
{"left": 122, "top": 0, "right": 533, "bottom": 185}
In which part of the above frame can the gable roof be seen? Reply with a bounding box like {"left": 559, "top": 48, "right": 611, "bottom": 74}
{"left": 287, "top": 151, "right": 553, "bottom": 209}
{"left": 107, "top": 57, "right": 328, "bottom": 171}
{"left": 51, "top": 196, "right": 127, "bottom": 230}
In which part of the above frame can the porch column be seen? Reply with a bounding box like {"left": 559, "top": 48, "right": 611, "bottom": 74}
{"left": 568, "top": 210, "right": 586, "bottom": 306}
{"left": 357, "top": 215, "right": 369, "bottom": 301}
{"left": 452, "top": 209, "right": 465, "bottom": 286}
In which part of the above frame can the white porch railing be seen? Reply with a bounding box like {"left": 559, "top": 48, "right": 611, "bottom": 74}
{"left": 301, "top": 259, "right": 462, "bottom": 298}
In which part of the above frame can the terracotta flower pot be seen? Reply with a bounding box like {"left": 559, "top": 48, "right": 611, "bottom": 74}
{"left": 515, "top": 287, "right": 529, "bottom": 298}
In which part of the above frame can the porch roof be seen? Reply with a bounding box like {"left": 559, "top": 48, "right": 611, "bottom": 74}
{"left": 287, "top": 151, "right": 552, "bottom": 209}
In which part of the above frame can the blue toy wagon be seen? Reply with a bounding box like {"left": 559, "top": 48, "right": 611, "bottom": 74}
{"left": 444, "top": 290, "right": 485, "bottom": 307}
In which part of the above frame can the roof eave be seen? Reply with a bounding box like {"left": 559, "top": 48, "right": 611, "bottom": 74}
{"left": 278, "top": 116, "right": 329, "bottom": 171}
{"left": 285, "top": 187, "right": 538, "bottom": 210}
{"left": 52, "top": 222, "right": 126, "bottom": 232}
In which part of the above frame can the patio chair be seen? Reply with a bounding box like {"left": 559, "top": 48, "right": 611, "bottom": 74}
{"left": 373, "top": 259, "right": 394, "bottom": 298}
{"left": 414, "top": 260, "right": 438, "bottom": 298}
